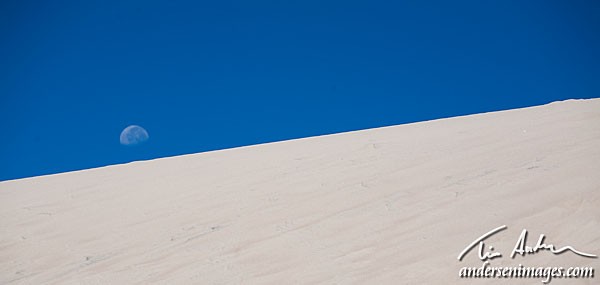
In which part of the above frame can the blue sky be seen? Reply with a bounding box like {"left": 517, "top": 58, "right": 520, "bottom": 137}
{"left": 1, "top": 1, "right": 599, "bottom": 181}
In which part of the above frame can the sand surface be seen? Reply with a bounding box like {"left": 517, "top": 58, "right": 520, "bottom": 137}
{"left": 1, "top": 99, "right": 599, "bottom": 284}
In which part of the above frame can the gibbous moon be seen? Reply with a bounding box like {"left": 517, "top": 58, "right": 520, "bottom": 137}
{"left": 120, "top": 125, "right": 149, "bottom": 146}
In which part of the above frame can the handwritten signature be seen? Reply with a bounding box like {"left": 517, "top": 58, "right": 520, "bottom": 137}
{"left": 457, "top": 225, "right": 597, "bottom": 261}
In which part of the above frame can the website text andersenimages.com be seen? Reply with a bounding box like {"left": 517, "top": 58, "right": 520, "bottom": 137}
{"left": 459, "top": 261, "right": 594, "bottom": 284}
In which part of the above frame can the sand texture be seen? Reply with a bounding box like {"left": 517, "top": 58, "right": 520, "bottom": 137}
{"left": 1, "top": 99, "right": 599, "bottom": 284}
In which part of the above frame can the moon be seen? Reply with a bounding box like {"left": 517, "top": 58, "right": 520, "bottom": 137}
{"left": 120, "top": 125, "right": 149, "bottom": 146}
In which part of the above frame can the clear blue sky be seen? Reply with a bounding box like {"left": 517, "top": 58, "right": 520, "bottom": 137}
{"left": 1, "top": 1, "right": 599, "bottom": 181}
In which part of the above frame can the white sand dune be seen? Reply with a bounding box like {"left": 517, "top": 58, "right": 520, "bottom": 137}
{"left": 1, "top": 99, "right": 599, "bottom": 284}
